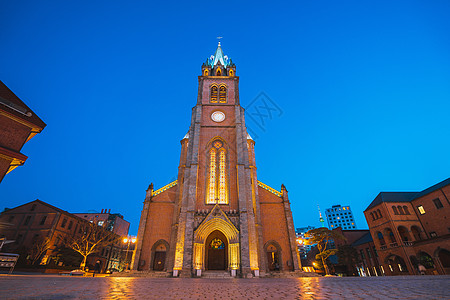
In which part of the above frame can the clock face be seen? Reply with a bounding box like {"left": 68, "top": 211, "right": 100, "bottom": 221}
{"left": 211, "top": 111, "right": 225, "bottom": 123}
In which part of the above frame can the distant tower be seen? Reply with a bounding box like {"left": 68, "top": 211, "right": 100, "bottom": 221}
{"left": 318, "top": 205, "right": 325, "bottom": 228}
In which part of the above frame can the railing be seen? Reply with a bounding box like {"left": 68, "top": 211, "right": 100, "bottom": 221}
{"left": 389, "top": 242, "right": 398, "bottom": 248}
{"left": 403, "top": 241, "right": 413, "bottom": 246}
{"left": 380, "top": 245, "right": 387, "bottom": 250}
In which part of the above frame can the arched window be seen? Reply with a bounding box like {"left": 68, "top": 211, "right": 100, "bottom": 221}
{"left": 370, "top": 212, "right": 375, "bottom": 221}
{"left": 403, "top": 206, "right": 410, "bottom": 215}
{"left": 210, "top": 85, "right": 218, "bottom": 103}
{"left": 392, "top": 206, "right": 398, "bottom": 215}
{"left": 216, "top": 68, "right": 221, "bottom": 76}
{"left": 207, "top": 140, "right": 228, "bottom": 204}
{"left": 219, "top": 84, "right": 227, "bottom": 103}
{"left": 377, "top": 209, "right": 382, "bottom": 217}
{"left": 397, "top": 206, "right": 404, "bottom": 215}
{"left": 377, "top": 231, "right": 385, "bottom": 245}
{"left": 204, "top": 69, "right": 209, "bottom": 76}
{"left": 229, "top": 69, "right": 234, "bottom": 76}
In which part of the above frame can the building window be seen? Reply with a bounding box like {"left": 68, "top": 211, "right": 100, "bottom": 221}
{"left": 432, "top": 198, "right": 443, "bottom": 209}
{"left": 61, "top": 218, "right": 67, "bottom": 228}
{"left": 377, "top": 209, "right": 382, "bottom": 218}
{"left": 417, "top": 205, "right": 426, "bottom": 215}
{"left": 40, "top": 216, "right": 47, "bottom": 225}
{"left": 210, "top": 84, "right": 218, "bottom": 103}
{"left": 392, "top": 206, "right": 398, "bottom": 215}
{"left": 31, "top": 204, "right": 37, "bottom": 211}
{"left": 68, "top": 220, "right": 73, "bottom": 230}
{"left": 219, "top": 84, "right": 227, "bottom": 103}
{"left": 430, "top": 232, "right": 437, "bottom": 237}
{"left": 24, "top": 216, "right": 31, "bottom": 226}
{"left": 206, "top": 140, "right": 228, "bottom": 204}
{"left": 403, "top": 206, "right": 410, "bottom": 215}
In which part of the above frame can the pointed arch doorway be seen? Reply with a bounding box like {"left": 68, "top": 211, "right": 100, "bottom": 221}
{"left": 205, "top": 230, "right": 228, "bottom": 270}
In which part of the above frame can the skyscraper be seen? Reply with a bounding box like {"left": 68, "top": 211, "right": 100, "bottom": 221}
{"left": 325, "top": 205, "right": 356, "bottom": 230}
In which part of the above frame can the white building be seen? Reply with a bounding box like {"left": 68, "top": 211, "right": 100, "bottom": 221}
{"left": 325, "top": 205, "right": 356, "bottom": 230}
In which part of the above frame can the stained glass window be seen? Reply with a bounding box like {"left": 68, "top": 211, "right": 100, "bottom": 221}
{"left": 218, "top": 149, "right": 226, "bottom": 204}
{"left": 208, "top": 149, "right": 216, "bottom": 204}
{"left": 207, "top": 140, "right": 228, "bottom": 204}
{"left": 210, "top": 238, "right": 225, "bottom": 249}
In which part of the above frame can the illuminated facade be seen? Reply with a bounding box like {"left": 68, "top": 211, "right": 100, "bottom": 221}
{"left": 132, "top": 43, "right": 301, "bottom": 277}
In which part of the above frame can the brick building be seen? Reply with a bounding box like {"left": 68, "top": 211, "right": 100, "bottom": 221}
{"left": 0, "top": 80, "right": 46, "bottom": 183}
{"left": 132, "top": 43, "right": 301, "bottom": 277}
{"left": 364, "top": 177, "right": 450, "bottom": 275}
{"left": 0, "top": 200, "right": 129, "bottom": 272}
{"left": 352, "top": 232, "right": 383, "bottom": 277}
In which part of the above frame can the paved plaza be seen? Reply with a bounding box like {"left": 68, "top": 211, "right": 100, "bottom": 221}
{"left": 0, "top": 274, "right": 449, "bottom": 299}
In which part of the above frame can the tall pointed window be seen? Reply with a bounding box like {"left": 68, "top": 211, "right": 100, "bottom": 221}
{"left": 210, "top": 85, "right": 218, "bottom": 103}
{"left": 208, "top": 149, "right": 216, "bottom": 202}
{"left": 207, "top": 140, "right": 228, "bottom": 204}
{"left": 219, "top": 84, "right": 227, "bottom": 103}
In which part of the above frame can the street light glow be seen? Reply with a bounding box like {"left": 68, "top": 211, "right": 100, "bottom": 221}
{"left": 123, "top": 238, "right": 128, "bottom": 243}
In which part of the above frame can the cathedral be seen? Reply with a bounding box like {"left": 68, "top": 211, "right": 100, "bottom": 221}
{"left": 131, "top": 43, "right": 301, "bottom": 277}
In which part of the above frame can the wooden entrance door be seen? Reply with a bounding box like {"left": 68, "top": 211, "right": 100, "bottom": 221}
{"left": 205, "top": 230, "right": 228, "bottom": 270}
{"left": 267, "top": 244, "right": 280, "bottom": 271}
{"left": 208, "top": 245, "right": 226, "bottom": 270}
{"left": 153, "top": 251, "right": 166, "bottom": 271}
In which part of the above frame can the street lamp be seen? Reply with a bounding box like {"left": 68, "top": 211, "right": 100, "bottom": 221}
{"left": 123, "top": 236, "right": 136, "bottom": 271}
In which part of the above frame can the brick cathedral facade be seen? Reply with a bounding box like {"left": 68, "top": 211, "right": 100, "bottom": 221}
{"left": 132, "top": 44, "right": 301, "bottom": 277}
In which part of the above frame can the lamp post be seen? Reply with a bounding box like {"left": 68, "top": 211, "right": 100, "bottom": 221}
{"left": 123, "top": 236, "right": 136, "bottom": 271}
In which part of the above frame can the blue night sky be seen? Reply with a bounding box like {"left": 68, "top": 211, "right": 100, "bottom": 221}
{"left": 1, "top": 1, "right": 449, "bottom": 235}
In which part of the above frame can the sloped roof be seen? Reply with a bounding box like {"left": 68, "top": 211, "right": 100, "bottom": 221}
{"left": 352, "top": 232, "right": 373, "bottom": 247}
{"left": 365, "top": 192, "right": 418, "bottom": 211}
{"left": 412, "top": 177, "right": 450, "bottom": 200}
{"left": 0, "top": 80, "right": 46, "bottom": 129}
{"left": 365, "top": 177, "right": 450, "bottom": 211}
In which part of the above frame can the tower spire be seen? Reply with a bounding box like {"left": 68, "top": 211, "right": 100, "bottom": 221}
{"left": 318, "top": 204, "right": 325, "bottom": 228}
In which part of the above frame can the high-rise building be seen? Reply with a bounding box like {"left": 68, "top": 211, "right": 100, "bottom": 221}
{"left": 132, "top": 43, "right": 301, "bottom": 277}
{"left": 325, "top": 205, "right": 356, "bottom": 230}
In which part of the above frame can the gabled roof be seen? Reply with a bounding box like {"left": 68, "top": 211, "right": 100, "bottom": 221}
{"left": 412, "top": 177, "right": 450, "bottom": 200}
{"left": 0, "top": 80, "right": 46, "bottom": 129}
{"left": 365, "top": 192, "right": 418, "bottom": 211}
{"left": 352, "top": 232, "right": 373, "bottom": 247}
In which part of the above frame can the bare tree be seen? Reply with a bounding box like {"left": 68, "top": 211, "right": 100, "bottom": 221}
{"left": 64, "top": 222, "right": 119, "bottom": 270}
{"left": 29, "top": 236, "right": 51, "bottom": 265}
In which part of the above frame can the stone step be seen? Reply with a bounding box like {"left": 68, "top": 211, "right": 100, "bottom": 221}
{"left": 201, "top": 271, "right": 232, "bottom": 278}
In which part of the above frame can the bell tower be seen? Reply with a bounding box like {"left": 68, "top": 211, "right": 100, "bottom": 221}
{"left": 132, "top": 42, "right": 301, "bottom": 277}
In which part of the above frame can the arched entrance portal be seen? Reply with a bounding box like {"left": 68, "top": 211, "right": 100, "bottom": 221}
{"left": 205, "top": 230, "right": 228, "bottom": 270}
{"left": 193, "top": 208, "right": 240, "bottom": 272}
{"left": 151, "top": 240, "right": 169, "bottom": 271}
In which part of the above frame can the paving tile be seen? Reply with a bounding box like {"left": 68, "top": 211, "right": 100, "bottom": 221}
{"left": 0, "top": 275, "right": 449, "bottom": 299}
